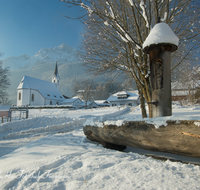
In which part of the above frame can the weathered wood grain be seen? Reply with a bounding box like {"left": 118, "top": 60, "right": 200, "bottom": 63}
{"left": 83, "top": 120, "right": 200, "bottom": 158}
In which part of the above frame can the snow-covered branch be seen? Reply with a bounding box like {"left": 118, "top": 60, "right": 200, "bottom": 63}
{"left": 105, "top": 1, "right": 115, "bottom": 19}
{"left": 161, "top": 12, "right": 168, "bottom": 22}
{"left": 128, "top": 0, "right": 134, "bottom": 6}
{"left": 104, "top": 20, "right": 110, "bottom": 26}
{"left": 115, "top": 22, "right": 136, "bottom": 44}
{"left": 81, "top": 2, "right": 93, "bottom": 16}
{"left": 139, "top": 0, "right": 149, "bottom": 28}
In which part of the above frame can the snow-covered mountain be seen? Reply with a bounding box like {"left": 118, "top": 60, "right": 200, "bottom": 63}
{"left": 2, "top": 44, "right": 79, "bottom": 71}
{"left": 34, "top": 44, "right": 78, "bottom": 63}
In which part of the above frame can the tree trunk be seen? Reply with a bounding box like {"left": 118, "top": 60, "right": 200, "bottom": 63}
{"left": 138, "top": 86, "right": 147, "bottom": 118}
{"left": 148, "top": 103, "right": 153, "bottom": 118}
{"left": 140, "top": 95, "right": 147, "bottom": 118}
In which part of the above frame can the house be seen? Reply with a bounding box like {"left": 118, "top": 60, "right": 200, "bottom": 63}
{"left": 82, "top": 101, "right": 98, "bottom": 108}
{"left": 17, "top": 62, "right": 64, "bottom": 106}
{"left": 61, "top": 97, "right": 82, "bottom": 108}
{"left": 95, "top": 100, "right": 110, "bottom": 107}
{"left": 107, "top": 91, "right": 140, "bottom": 106}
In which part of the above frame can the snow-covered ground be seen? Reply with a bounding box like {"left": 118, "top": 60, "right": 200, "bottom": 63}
{"left": 0, "top": 105, "right": 200, "bottom": 189}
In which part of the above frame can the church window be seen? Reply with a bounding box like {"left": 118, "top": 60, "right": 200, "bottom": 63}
{"left": 50, "top": 101, "right": 52, "bottom": 105}
{"left": 54, "top": 95, "right": 56, "bottom": 97}
{"left": 47, "top": 94, "right": 50, "bottom": 96}
{"left": 31, "top": 94, "right": 34, "bottom": 102}
{"left": 18, "top": 92, "right": 21, "bottom": 100}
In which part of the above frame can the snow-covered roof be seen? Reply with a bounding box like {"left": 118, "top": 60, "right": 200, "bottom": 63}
{"left": 107, "top": 91, "right": 139, "bottom": 102}
{"left": 88, "top": 101, "right": 98, "bottom": 107}
{"left": 79, "top": 101, "right": 98, "bottom": 107}
{"left": 17, "top": 76, "right": 63, "bottom": 101}
{"left": 143, "top": 22, "right": 179, "bottom": 53}
{"left": 62, "top": 97, "right": 81, "bottom": 104}
{"left": 95, "top": 100, "right": 109, "bottom": 105}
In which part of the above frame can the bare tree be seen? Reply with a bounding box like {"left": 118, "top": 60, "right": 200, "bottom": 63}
{"left": 72, "top": 79, "right": 96, "bottom": 108}
{"left": 95, "top": 81, "right": 125, "bottom": 100}
{"left": 0, "top": 60, "right": 10, "bottom": 105}
{"left": 61, "top": 0, "right": 200, "bottom": 118}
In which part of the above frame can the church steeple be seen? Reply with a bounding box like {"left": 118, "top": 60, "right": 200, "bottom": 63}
{"left": 54, "top": 61, "right": 58, "bottom": 77}
{"left": 52, "top": 60, "right": 60, "bottom": 88}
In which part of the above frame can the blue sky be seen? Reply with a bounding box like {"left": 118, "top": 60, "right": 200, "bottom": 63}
{"left": 0, "top": 0, "right": 84, "bottom": 59}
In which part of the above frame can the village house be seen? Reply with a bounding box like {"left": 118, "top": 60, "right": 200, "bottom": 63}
{"left": 84, "top": 101, "right": 98, "bottom": 108}
{"left": 107, "top": 91, "right": 140, "bottom": 106}
{"left": 61, "top": 97, "right": 82, "bottom": 108}
{"left": 95, "top": 100, "right": 110, "bottom": 107}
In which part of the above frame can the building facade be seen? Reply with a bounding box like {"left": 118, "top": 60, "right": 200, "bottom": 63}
{"left": 17, "top": 63, "right": 64, "bottom": 106}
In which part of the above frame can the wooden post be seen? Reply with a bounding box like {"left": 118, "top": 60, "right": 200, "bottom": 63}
{"left": 9, "top": 110, "right": 11, "bottom": 122}
{"left": 143, "top": 21, "right": 179, "bottom": 118}
{"left": 148, "top": 45, "right": 173, "bottom": 117}
{"left": 26, "top": 110, "right": 28, "bottom": 119}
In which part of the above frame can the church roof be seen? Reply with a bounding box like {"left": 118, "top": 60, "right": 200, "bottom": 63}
{"left": 17, "top": 76, "right": 63, "bottom": 101}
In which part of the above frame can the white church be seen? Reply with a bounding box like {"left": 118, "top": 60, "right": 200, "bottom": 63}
{"left": 17, "top": 62, "right": 64, "bottom": 106}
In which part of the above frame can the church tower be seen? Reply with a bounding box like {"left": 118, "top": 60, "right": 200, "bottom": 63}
{"left": 52, "top": 60, "right": 60, "bottom": 88}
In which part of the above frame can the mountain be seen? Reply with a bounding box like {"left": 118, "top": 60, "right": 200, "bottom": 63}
{"left": 2, "top": 44, "right": 79, "bottom": 71}
{"left": 1, "top": 44, "right": 103, "bottom": 104}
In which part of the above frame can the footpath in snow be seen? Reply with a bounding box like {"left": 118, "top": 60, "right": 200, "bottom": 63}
{"left": 0, "top": 105, "right": 200, "bottom": 189}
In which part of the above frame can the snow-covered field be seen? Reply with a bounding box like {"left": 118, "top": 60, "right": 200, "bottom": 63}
{"left": 0, "top": 105, "right": 200, "bottom": 189}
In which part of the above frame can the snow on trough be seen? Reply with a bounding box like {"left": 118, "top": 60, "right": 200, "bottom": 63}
{"left": 83, "top": 104, "right": 200, "bottom": 129}
{"left": 0, "top": 105, "right": 200, "bottom": 189}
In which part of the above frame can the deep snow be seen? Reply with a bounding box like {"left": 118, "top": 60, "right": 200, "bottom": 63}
{"left": 0, "top": 105, "right": 200, "bottom": 189}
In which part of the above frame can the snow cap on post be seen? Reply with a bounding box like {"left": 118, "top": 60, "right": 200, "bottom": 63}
{"left": 143, "top": 22, "right": 179, "bottom": 54}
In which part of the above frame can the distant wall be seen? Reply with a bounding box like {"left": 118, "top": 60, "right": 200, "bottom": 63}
{"left": 30, "top": 90, "right": 45, "bottom": 106}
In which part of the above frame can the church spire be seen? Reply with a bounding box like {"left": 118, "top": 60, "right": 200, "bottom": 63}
{"left": 52, "top": 60, "right": 60, "bottom": 88}
{"left": 54, "top": 60, "right": 58, "bottom": 77}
